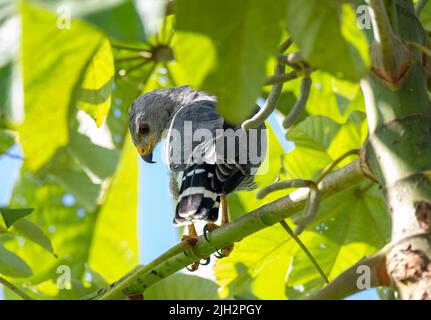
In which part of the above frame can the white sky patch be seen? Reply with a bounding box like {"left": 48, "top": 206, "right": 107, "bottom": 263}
{"left": 0, "top": 16, "right": 19, "bottom": 67}
{"left": 76, "top": 110, "right": 115, "bottom": 149}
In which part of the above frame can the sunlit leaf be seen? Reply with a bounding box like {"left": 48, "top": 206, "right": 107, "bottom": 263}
{"left": 12, "top": 218, "right": 55, "bottom": 256}
{"left": 176, "top": 0, "right": 287, "bottom": 124}
{"left": 145, "top": 274, "right": 220, "bottom": 300}
{"left": 76, "top": 38, "right": 114, "bottom": 127}
{"left": 0, "top": 243, "right": 32, "bottom": 278}
{"left": 20, "top": 3, "right": 104, "bottom": 170}
{"left": 285, "top": 1, "right": 369, "bottom": 81}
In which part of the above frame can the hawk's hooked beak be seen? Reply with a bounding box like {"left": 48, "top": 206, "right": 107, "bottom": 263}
{"left": 137, "top": 147, "right": 156, "bottom": 164}
{"left": 142, "top": 152, "right": 155, "bottom": 164}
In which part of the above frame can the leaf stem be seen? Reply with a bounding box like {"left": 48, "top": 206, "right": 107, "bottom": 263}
{"left": 282, "top": 76, "right": 312, "bottom": 129}
{"left": 242, "top": 62, "right": 285, "bottom": 130}
{"left": 407, "top": 41, "right": 431, "bottom": 58}
{"left": 279, "top": 220, "right": 329, "bottom": 283}
{"left": 0, "top": 276, "right": 33, "bottom": 300}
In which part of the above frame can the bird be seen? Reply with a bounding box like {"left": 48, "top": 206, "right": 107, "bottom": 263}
{"left": 128, "top": 86, "right": 267, "bottom": 270}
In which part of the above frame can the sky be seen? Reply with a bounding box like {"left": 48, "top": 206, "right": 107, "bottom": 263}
{"left": 0, "top": 114, "right": 379, "bottom": 300}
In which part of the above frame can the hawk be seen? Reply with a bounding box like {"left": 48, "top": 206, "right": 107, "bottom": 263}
{"left": 129, "top": 86, "right": 267, "bottom": 268}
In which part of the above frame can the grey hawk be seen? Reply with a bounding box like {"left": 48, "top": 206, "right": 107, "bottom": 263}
{"left": 128, "top": 86, "right": 267, "bottom": 259}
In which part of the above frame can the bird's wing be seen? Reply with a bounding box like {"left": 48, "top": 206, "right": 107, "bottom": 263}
{"left": 166, "top": 101, "right": 267, "bottom": 225}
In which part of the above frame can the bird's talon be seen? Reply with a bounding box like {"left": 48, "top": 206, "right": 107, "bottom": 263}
{"left": 214, "top": 250, "right": 225, "bottom": 259}
{"left": 186, "top": 262, "right": 200, "bottom": 272}
{"left": 203, "top": 223, "right": 219, "bottom": 242}
{"left": 199, "top": 257, "right": 211, "bottom": 266}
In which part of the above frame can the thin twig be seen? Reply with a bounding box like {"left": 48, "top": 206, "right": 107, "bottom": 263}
{"left": 293, "top": 189, "right": 320, "bottom": 234}
{"left": 278, "top": 37, "right": 293, "bottom": 53}
{"left": 0, "top": 276, "right": 34, "bottom": 300}
{"left": 119, "top": 60, "right": 151, "bottom": 77}
{"left": 242, "top": 63, "right": 285, "bottom": 130}
{"left": 282, "top": 76, "right": 312, "bottom": 129}
{"left": 407, "top": 41, "right": 431, "bottom": 58}
{"left": 316, "top": 149, "right": 361, "bottom": 184}
{"left": 279, "top": 220, "right": 329, "bottom": 284}
{"left": 263, "top": 70, "right": 300, "bottom": 86}
{"left": 256, "top": 179, "right": 317, "bottom": 199}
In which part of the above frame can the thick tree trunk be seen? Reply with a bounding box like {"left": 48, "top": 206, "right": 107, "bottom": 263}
{"left": 362, "top": 1, "right": 431, "bottom": 299}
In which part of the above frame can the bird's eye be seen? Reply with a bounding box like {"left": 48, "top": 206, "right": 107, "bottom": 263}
{"left": 139, "top": 124, "right": 150, "bottom": 135}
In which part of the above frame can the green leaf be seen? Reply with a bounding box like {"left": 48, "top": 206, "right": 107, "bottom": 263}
{"left": 285, "top": 1, "right": 369, "bottom": 81}
{"left": 145, "top": 274, "right": 220, "bottom": 300}
{"left": 20, "top": 3, "right": 104, "bottom": 170}
{"left": 0, "top": 244, "right": 32, "bottom": 278}
{"left": 76, "top": 38, "right": 114, "bottom": 127}
{"left": 176, "top": 0, "right": 287, "bottom": 124}
{"left": 81, "top": 0, "right": 145, "bottom": 42}
{"left": 0, "top": 129, "right": 16, "bottom": 155}
{"left": 0, "top": 63, "right": 13, "bottom": 126}
{"left": 12, "top": 218, "right": 55, "bottom": 256}
{"left": 286, "top": 183, "right": 390, "bottom": 298}
{"left": 87, "top": 138, "right": 139, "bottom": 282}
{"left": 68, "top": 132, "right": 120, "bottom": 180}
{"left": 0, "top": 207, "right": 34, "bottom": 228}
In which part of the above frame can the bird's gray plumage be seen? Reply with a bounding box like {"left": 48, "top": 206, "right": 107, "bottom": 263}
{"left": 129, "top": 86, "right": 267, "bottom": 225}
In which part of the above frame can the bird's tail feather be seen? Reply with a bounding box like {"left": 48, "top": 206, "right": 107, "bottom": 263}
{"left": 174, "top": 163, "right": 220, "bottom": 225}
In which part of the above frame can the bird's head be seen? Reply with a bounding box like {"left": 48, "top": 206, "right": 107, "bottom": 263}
{"left": 128, "top": 86, "right": 201, "bottom": 163}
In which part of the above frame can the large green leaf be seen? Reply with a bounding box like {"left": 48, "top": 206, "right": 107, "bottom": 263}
{"left": 285, "top": 1, "right": 369, "bottom": 81}
{"left": 12, "top": 218, "right": 55, "bottom": 256}
{"left": 0, "top": 129, "right": 16, "bottom": 155}
{"left": 20, "top": 3, "right": 104, "bottom": 170}
{"left": 76, "top": 38, "right": 114, "bottom": 127}
{"left": 145, "top": 274, "right": 220, "bottom": 300}
{"left": 0, "top": 243, "right": 32, "bottom": 278}
{"left": 176, "top": 0, "right": 287, "bottom": 124}
{"left": 81, "top": 0, "right": 145, "bottom": 42}
{"left": 0, "top": 207, "right": 33, "bottom": 228}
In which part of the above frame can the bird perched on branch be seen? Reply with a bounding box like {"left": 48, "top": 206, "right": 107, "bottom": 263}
{"left": 129, "top": 86, "right": 267, "bottom": 270}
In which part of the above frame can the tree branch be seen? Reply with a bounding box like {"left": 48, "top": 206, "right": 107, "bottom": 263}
{"left": 82, "top": 160, "right": 366, "bottom": 300}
